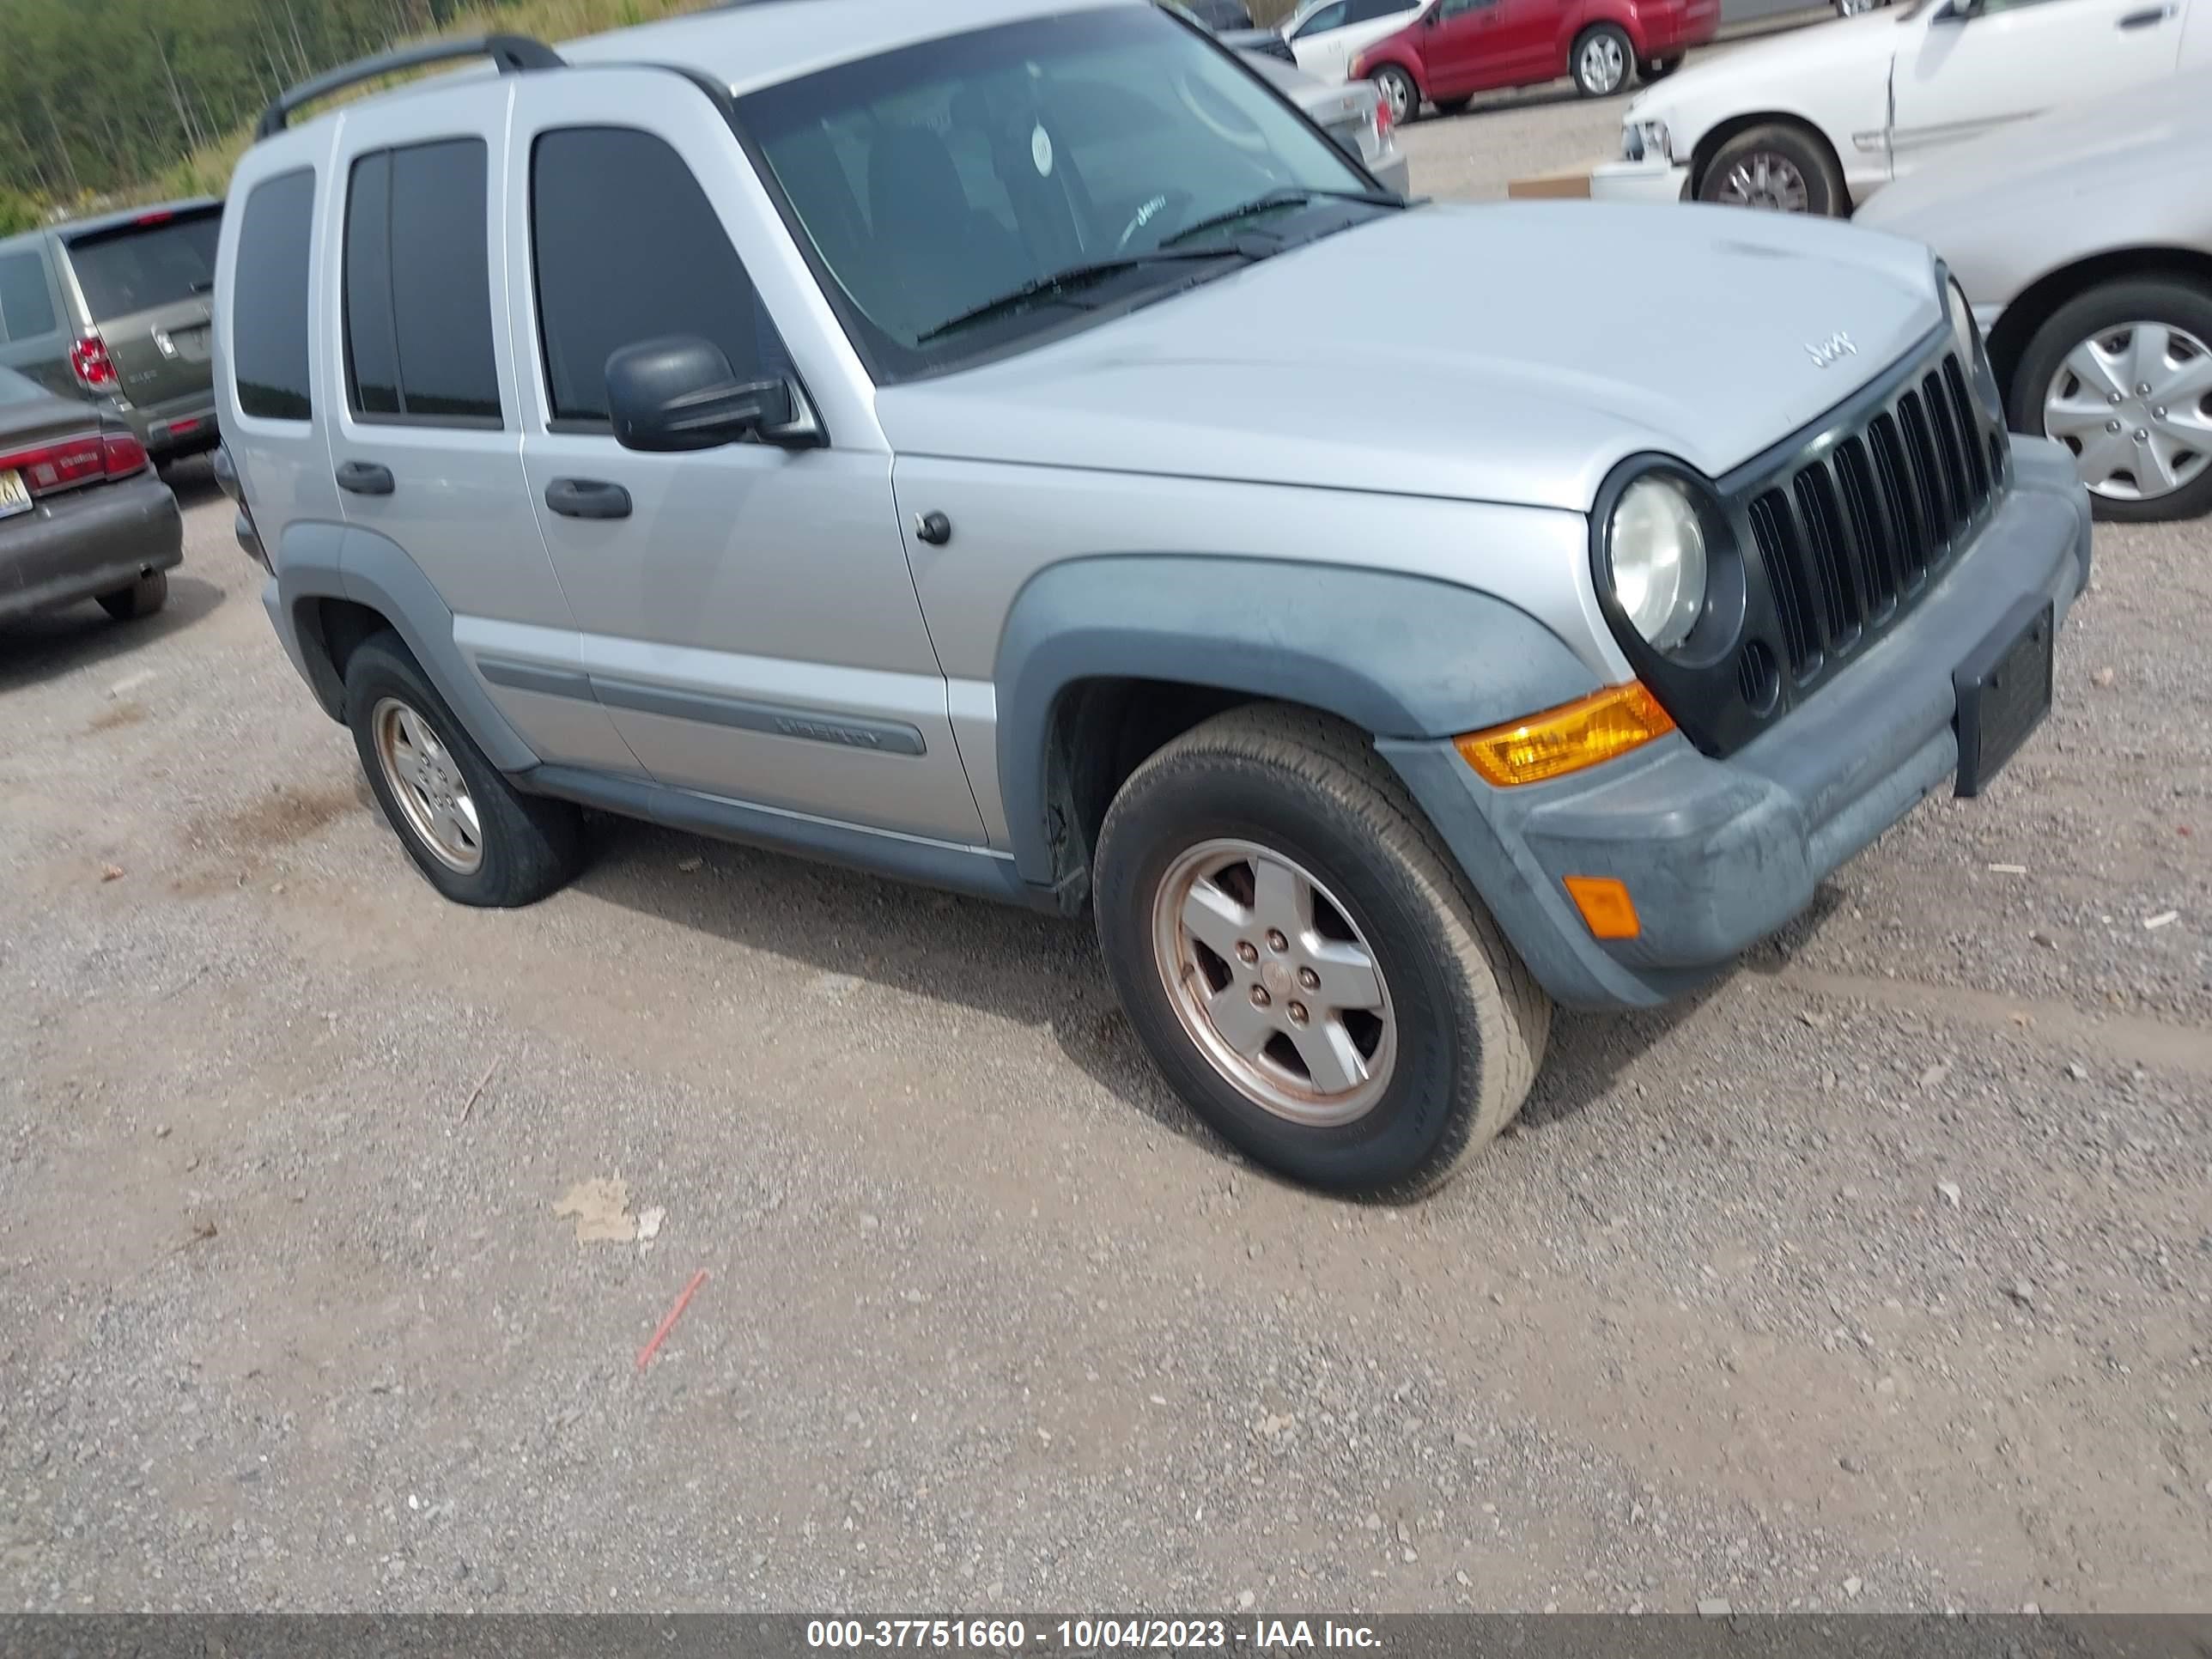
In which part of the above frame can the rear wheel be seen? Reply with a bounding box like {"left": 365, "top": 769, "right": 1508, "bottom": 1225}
{"left": 1571, "top": 24, "right": 1633, "bottom": 97}
{"left": 1094, "top": 705, "right": 1550, "bottom": 1200}
{"left": 1697, "top": 122, "right": 1846, "bottom": 216}
{"left": 1370, "top": 64, "right": 1419, "bottom": 127}
{"left": 97, "top": 570, "right": 167, "bottom": 622}
{"left": 342, "top": 632, "right": 586, "bottom": 908}
{"left": 2011, "top": 276, "right": 2212, "bottom": 522}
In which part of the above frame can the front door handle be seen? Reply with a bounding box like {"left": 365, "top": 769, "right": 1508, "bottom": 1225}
{"left": 544, "top": 477, "right": 632, "bottom": 520}
{"left": 2118, "top": 5, "right": 2173, "bottom": 25}
{"left": 335, "top": 459, "right": 394, "bottom": 495}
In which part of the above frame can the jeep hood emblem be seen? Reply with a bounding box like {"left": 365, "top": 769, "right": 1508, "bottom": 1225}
{"left": 1806, "top": 331, "right": 1856, "bottom": 369}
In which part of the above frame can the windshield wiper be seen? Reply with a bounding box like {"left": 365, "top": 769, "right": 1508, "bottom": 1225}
{"left": 1163, "top": 185, "right": 1405, "bottom": 250}
{"left": 914, "top": 248, "right": 1261, "bottom": 344}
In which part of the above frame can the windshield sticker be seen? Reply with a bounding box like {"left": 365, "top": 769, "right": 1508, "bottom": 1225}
{"left": 1031, "top": 124, "right": 1054, "bottom": 178}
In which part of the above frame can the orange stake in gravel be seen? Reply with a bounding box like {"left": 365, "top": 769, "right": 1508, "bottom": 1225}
{"left": 636, "top": 1269, "right": 708, "bottom": 1372}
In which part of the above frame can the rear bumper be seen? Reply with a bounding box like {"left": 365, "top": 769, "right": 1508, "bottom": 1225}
{"left": 120, "top": 391, "right": 219, "bottom": 459}
{"left": 1382, "top": 438, "right": 2093, "bottom": 1011}
{"left": 1590, "top": 158, "right": 1690, "bottom": 203}
{"left": 0, "top": 473, "right": 183, "bottom": 623}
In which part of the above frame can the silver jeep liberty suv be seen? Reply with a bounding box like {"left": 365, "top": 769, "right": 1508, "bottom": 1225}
{"left": 216, "top": 0, "right": 2092, "bottom": 1197}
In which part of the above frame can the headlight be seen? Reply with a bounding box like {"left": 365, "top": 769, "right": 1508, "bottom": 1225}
{"left": 1622, "top": 119, "right": 1670, "bottom": 162}
{"left": 1607, "top": 476, "right": 1709, "bottom": 653}
{"left": 1945, "top": 276, "right": 1979, "bottom": 367}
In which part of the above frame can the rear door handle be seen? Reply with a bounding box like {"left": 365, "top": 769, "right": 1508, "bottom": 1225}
{"left": 2118, "top": 5, "right": 2173, "bottom": 25}
{"left": 335, "top": 459, "right": 394, "bottom": 495}
{"left": 544, "top": 477, "right": 632, "bottom": 520}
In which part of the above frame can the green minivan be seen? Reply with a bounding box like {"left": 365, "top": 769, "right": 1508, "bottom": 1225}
{"left": 0, "top": 199, "right": 223, "bottom": 466}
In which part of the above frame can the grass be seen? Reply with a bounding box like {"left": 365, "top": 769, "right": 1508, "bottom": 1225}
{"left": 151, "top": 0, "right": 713, "bottom": 204}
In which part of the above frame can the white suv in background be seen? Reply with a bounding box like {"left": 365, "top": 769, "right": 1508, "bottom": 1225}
{"left": 1281, "top": 0, "right": 1423, "bottom": 80}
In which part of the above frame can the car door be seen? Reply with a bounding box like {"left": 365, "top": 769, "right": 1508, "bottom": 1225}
{"left": 1424, "top": 0, "right": 1510, "bottom": 92}
{"left": 325, "top": 81, "right": 641, "bottom": 777}
{"left": 507, "top": 74, "right": 988, "bottom": 846}
{"left": 1890, "top": 0, "right": 2186, "bottom": 173}
{"left": 1290, "top": 0, "right": 1357, "bottom": 76}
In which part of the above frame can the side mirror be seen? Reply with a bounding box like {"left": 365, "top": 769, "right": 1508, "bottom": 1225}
{"left": 1423, "top": 7, "right": 1440, "bottom": 23}
{"left": 605, "top": 336, "right": 809, "bottom": 453}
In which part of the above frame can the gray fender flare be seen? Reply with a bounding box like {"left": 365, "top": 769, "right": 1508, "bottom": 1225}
{"left": 276, "top": 520, "right": 539, "bottom": 773}
{"left": 993, "top": 556, "right": 1599, "bottom": 886}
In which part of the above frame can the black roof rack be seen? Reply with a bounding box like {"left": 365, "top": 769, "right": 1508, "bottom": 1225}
{"left": 256, "top": 33, "right": 566, "bottom": 139}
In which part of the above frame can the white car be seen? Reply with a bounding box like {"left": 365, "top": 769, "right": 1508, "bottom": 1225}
{"left": 1279, "top": 0, "right": 1424, "bottom": 81}
{"left": 1592, "top": 0, "right": 2208, "bottom": 216}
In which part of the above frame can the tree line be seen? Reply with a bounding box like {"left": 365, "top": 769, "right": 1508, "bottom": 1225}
{"left": 0, "top": 0, "right": 552, "bottom": 233}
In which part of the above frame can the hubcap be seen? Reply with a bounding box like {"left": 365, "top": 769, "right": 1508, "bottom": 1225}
{"left": 1151, "top": 839, "right": 1396, "bottom": 1128}
{"left": 371, "top": 697, "right": 483, "bottom": 873}
{"left": 1379, "top": 71, "right": 1410, "bottom": 123}
{"left": 1713, "top": 150, "right": 1809, "bottom": 212}
{"left": 2041, "top": 321, "right": 2211, "bottom": 502}
{"left": 1581, "top": 35, "right": 1626, "bottom": 94}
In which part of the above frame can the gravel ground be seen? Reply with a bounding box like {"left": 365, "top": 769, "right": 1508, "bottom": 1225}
{"left": 3, "top": 56, "right": 2209, "bottom": 1617}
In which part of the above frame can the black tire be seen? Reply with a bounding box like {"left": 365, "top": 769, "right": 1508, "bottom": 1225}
{"left": 1571, "top": 23, "right": 1633, "bottom": 97}
{"left": 341, "top": 631, "right": 585, "bottom": 908}
{"left": 1093, "top": 704, "right": 1551, "bottom": 1200}
{"left": 2007, "top": 276, "right": 2212, "bottom": 525}
{"left": 1432, "top": 95, "right": 1473, "bottom": 116}
{"left": 1370, "top": 64, "right": 1419, "bottom": 127}
{"left": 1638, "top": 54, "right": 1682, "bottom": 82}
{"left": 97, "top": 569, "right": 167, "bottom": 621}
{"left": 1697, "top": 122, "right": 1846, "bottom": 216}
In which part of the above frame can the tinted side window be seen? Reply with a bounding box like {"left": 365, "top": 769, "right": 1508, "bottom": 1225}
{"left": 232, "top": 170, "right": 316, "bottom": 422}
{"left": 0, "top": 250, "right": 58, "bottom": 343}
{"left": 343, "top": 138, "right": 502, "bottom": 424}
{"left": 532, "top": 127, "right": 780, "bottom": 426}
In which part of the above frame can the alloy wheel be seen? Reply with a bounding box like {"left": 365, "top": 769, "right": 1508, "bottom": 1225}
{"left": 1712, "top": 151, "right": 1809, "bottom": 212}
{"left": 1580, "top": 34, "right": 1626, "bottom": 95}
{"left": 1151, "top": 838, "right": 1397, "bottom": 1127}
{"left": 371, "top": 696, "right": 484, "bottom": 873}
{"left": 2041, "top": 321, "right": 2212, "bottom": 503}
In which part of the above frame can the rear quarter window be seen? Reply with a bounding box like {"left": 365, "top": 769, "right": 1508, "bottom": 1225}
{"left": 232, "top": 171, "right": 318, "bottom": 422}
{"left": 64, "top": 211, "right": 221, "bottom": 320}
{"left": 0, "top": 251, "right": 58, "bottom": 343}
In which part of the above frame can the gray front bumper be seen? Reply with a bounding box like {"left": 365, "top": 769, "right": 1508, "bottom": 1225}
{"left": 0, "top": 473, "right": 183, "bottom": 624}
{"left": 1383, "top": 438, "right": 2094, "bottom": 1011}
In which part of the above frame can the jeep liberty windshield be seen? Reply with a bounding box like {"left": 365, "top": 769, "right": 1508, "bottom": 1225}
{"left": 735, "top": 7, "right": 1396, "bottom": 380}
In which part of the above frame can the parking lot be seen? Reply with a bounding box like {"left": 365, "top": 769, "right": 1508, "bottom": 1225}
{"left": 4, "top": 57, "right": 2210, "bottom": 1618}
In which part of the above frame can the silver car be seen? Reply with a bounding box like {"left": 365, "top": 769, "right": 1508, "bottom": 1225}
{"left": 216, "top": 0, "right": 2087, "bottom": 1197}
{"left": 1857, "top": 69, "right": 2212, "bottom": 522}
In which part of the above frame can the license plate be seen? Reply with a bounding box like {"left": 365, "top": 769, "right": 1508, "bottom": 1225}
{"left": 1953, "top": 597, "right": 2054, "bottom": 797}
{"left": 0, "top": 468, "right": 31, "bottom": 520}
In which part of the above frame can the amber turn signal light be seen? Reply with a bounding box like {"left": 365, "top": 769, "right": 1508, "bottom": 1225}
{"left": 1454, "top": 683, "right": 1676, "bottom": 788}
{"left": 1563, "top": 875, "right": 1640, "bottom": 940}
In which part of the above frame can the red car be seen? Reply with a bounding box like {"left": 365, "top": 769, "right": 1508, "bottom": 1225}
{"left": 1352, "top": 0, "right": 1718, "bottom": 118}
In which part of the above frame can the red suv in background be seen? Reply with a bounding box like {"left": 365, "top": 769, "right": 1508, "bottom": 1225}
{"left": 1352, "top": 0, "right": 1717, "bottom": 118}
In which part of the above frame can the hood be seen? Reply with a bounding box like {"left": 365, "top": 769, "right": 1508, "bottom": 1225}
{"left": 1858, "top": 66, "right": 2212, "bottom": 235}
{"left": 1626, "top": 8, "right": 1899, "bottom": 128}
{"left": 874, "top": 204, "right": 1942, "bottom": 512}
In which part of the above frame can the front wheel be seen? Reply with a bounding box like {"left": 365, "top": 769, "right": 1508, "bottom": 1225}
{"left": 1370, "top": 64, "right": 1419, "bottom": 128}
{"left": 1697, "top": 122, "right": 1846, "bottom": 216}
{"left": 2011, "top": 276, "right": 2212, "bottom": 522}
{"left": 343, "top": 632, "right": 586, "bottom": 907}
{"left": 1571, "top": 24, "right": 1633, "bottom": 97}
{"left": 1093, "top": 705, "right": 1551, "bottom": 1200}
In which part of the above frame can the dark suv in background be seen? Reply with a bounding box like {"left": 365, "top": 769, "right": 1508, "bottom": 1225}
{"left": 0, "top": 199, "right": 223, "bottom": 468}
